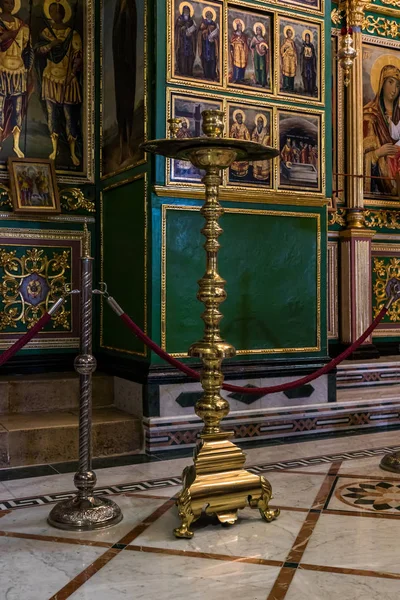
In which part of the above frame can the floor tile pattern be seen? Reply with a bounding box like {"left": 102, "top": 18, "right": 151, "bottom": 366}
{"left": 1, "top": 433, "right": 400, "bottom": 599}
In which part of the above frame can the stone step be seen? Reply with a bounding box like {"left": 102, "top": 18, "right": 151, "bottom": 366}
{"left": 0, "top": 372, "right": 114, "bottom": 414}
{"left": 0, "top": 407, "right": 143, "bottom": 468}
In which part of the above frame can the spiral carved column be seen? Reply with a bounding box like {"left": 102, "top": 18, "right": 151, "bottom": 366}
{"left": 48, "top": 224, "right": 123, "bottom": 531}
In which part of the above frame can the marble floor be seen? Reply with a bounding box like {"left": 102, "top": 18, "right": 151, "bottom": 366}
{"left": 1, "top": 429, "right": 400, "bottom": 599}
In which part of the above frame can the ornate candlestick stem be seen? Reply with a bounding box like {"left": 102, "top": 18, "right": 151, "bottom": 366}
{"left": 48, "top": 224, "right": 123, "bottom": 531}
{"left": 141, "top": 110, "right": 280, "bottom": 539}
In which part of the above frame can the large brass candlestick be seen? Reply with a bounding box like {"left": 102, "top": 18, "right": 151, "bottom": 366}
{"left": 141, "top": 110, "right": 280, "bottom": 538}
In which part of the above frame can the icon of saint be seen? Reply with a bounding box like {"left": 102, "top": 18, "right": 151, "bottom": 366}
{"left": 300, "top": 30, "right": 317, "bottom": 96}
{"left": 250, "top": 23, "right": 268, "bottom": 88}
{"left": 175, "top": 3, "right": 197, "bottom": 77}
{"left": 230, "top": 18, "right": 248, "bottom": 84}
{"left": 0, "top": 0, "right": 32, "bottom": 157}
{"left": 251, "top": 114, "right": 270, "bottom": 181}
{"left": 229, "top": 110, "right": 250, "bottom": 177}
{"left": 280, "top": 25, "right": 297, "bottom": 93}
{"left": 198, "top": 7, "right": 219, "bottom": 81}
{"left": 35, "top": 0, "right": 82, "bottom": 166}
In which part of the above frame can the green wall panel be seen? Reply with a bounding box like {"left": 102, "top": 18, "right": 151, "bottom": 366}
{"left": 163, "top": 205, "right": 324, "bottom": 357}
{"left": 101, "top": 176, "right": 147, "bottom": 356}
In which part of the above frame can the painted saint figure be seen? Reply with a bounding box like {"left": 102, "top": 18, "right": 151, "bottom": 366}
{"left": 300, "top": 31, "right": 317, "bottom": 96}
{"left": 250, "top": 23, "right": 268, "bottom": 88}
{"left": 175, "top": 117, "right": 193, "bottom": 174}
{"left": 230, "top": 18, "right": 248, "bottom": 84}
{"left": 198, "top": 7, "right": 219, "bottom": 81}
{"left": 280, "top": 26, "right": 297, "bottom": 93}
{"left": 229, "top": 110, "right": 250, "bottom": 177}
{"left": 0, "top": 0, "right": 32, "bottom": 157}
{"left": 280, "top": 137, "right": 293, "bottom": 163}
{"left": 363, "top": 64, "right": 400, "bottom": 195}
{"left": 251, "top": 114, "right": 270, "bottom": 181}
{"left": 35, "top": 0, "right": 82, "bottom": 166}
{"left": 175, "top": 3, "right": 197, "bottom": 77}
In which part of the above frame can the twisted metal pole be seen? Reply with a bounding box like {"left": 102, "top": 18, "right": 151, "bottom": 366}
{"left": 48, "top": 224, "right": 123, "bottom": 531}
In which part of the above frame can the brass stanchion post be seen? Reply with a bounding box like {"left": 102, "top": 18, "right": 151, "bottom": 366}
{"left": 142, "top": 110, "right": 280, "bottom": 538}
{"left": 48, "top": 224, "right": 123, "bottom": 531}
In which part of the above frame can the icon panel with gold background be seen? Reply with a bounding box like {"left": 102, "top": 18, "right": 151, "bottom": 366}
{"left": 167, "top": 90, "right": 223, "bottom": 185}
{"left": 277, "top": 15, "right": 322, "bottom": 104}
{"left": 362, "top": 38, "right": 400, "bottom": 205}
{"left": 227, "top": 4, "right": 272, "bottom": 95}
{"left": 169, "top": 0, "right": 223, "bottom": 87}
{"left": 226, "top": 101, "right": 273, "bottom": 188}
{"left": 278, "top": 108, "right": 322, "bottom": 193}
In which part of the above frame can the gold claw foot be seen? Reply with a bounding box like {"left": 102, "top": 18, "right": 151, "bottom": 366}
{"left": 260, "top": 507, "right": 280, "bottom": 522}
{"left": 173, "top": 479, "right": 196, "bottom": 539}
{"left": 173, "top": 523, "right": 194, "bottom": 538}
{"left": 258, "top": 475, "right": 280, "bottom": 523}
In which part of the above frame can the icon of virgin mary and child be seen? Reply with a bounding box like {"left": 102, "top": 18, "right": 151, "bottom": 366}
{"left": 363, "top": 60, "right": 400, "bottom": 196}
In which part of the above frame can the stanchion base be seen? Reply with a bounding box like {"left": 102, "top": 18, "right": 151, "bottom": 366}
{"left": 380, "top": 451, "right": 400, "bottom": 474}
{"left": 48, "top": 494, "right": 123, "bottom": 531}
{"left": 173, "top": 432, "right": 280, "bottom": 538}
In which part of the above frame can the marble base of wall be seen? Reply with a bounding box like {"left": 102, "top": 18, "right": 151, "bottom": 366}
{"left": 144, "top": 396, "right": 400, "bottom": 453}
{"left": 337, "top": 356, "right": 400, "bottom": 389}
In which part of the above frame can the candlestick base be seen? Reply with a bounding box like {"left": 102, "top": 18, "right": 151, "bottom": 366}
{"left": 173, "top": 432, "right": 279, "bottom": 538}
{"left": 380, "top": 451, "right": 400, "bottom": 474}
{"left": 48, "top": 495, "right": 123, "bottom": 531}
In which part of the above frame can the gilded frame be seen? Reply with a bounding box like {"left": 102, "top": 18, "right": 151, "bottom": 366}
{"left": 167, "top": 0, "right": 224, "bottom": 90}
{"left": 166, "top": 88, "right": 223, "bottom": 187}
{"left": 161, "top": 204, "right": 321, "bottom": 356}
{"left": 275, "top": 106, "right": 324, "bottom": 195}
{"left": 225, "top": 1, "right": 273, "bottom": 97}
{"left": 0, "top": 1, "right": 95, "bottom": 185}
{"left": 331, "top": 32, "right": 345, "bottom": 204}
{"left": 100, "top": 0, "right": 148, "bottom": 180}
{"left": 0, "top": 227, "right": 85, "bottom": 349}
{"left": 327, "top": 239, "right": 338, "bottom": 338}
{"left": 361, "top": 33, "right": 400, "bottom": 208}
{"left": 100, "top": 173, "right": 148, "bottom": 356}
{"left": 225, "top": 98, "right": 274, "bottom": 190}
{"left": 8, "top": 157, "right": 60, "bottom": 215}
{"left": 371, "top": 242, "right": 400, "bottom": 337}
{"left": 275, "top": 12, "right": 324, "bottom": 106}
{"left": 165, "top": 88, "right": 326, "bottom": 197}
{"left": 279, "top": 0, "right": 324, "bottom": 16}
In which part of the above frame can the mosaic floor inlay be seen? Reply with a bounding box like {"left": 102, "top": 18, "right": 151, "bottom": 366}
{"left": 1, "top": 431, "right": 400, "bottom": 599}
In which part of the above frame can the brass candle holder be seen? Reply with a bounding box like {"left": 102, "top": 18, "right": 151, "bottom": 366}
{"left": 142, "top": 111, "right": 280, "bottom": 538}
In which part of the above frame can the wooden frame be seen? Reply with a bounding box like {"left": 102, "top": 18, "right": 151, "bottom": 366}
{"left": 8, "top": 158, "right": 60, "bottom": 214}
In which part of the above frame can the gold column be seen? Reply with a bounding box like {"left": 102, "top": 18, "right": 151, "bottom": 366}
{"left": 339, "top": 0, "right": 377, "bottom": 352}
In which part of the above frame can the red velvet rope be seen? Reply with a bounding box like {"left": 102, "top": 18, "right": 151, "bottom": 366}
{"left": 0, "top": 312, "right": 52, "bottom": 367}
{"left": 119, "top": 306, "right": 388, "bottom": 395}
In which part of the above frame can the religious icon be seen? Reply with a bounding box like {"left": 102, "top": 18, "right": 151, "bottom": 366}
{"left": 0, "top": 0, "right": 92, "bottom": 182}
{"left": 362, "top": 42, "right": 400, "bottom": 200}
{"left": 102, "top": 0, "right": 146, "bottom": 178}
{"left": 280, "top": 0, "right": 322, "bottom": 14}
{"left": 278, "top": 109, "right": 321, "bottom": 192}
{"left": 0, "top": 0, "right": 33, "bottom": 160}
{"left": 278, "top": 17, "right": 321, "bottom": 102}
{"left": 35, "top": 0, "right": 82, "bottom": 167}
{"left": 227, "top": 6, "right": 271, "bottom": 93}
{"left": 168, "top": 91, "right": 222, "bottom": 184}
{"left": 8, "top": 157, "right": 60, "bottom": 213}
{"left": 170, "top": 0, "right": 222, "bottom": 86}
{"left": 227, "top": 103, "right": 272, "bottom": 187}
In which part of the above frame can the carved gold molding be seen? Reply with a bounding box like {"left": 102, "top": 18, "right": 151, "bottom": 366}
{"left": 365, "top": 210, "right": 400, "bottom": 229}
{"left": 59, "top": 188, "right": 95, "bottom": 213}
{"left": 328, "top": 208, "right": 346, "bottom": 226}
{"left": 373, "top": 257, "right": 400, "bottom": 322}
{"left": 362, "top": 14, "right": 400, "bottom": 37}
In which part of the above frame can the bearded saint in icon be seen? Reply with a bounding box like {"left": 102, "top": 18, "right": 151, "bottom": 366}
{"left": 229, "top": 109, "right": 250, "bottom": 177}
